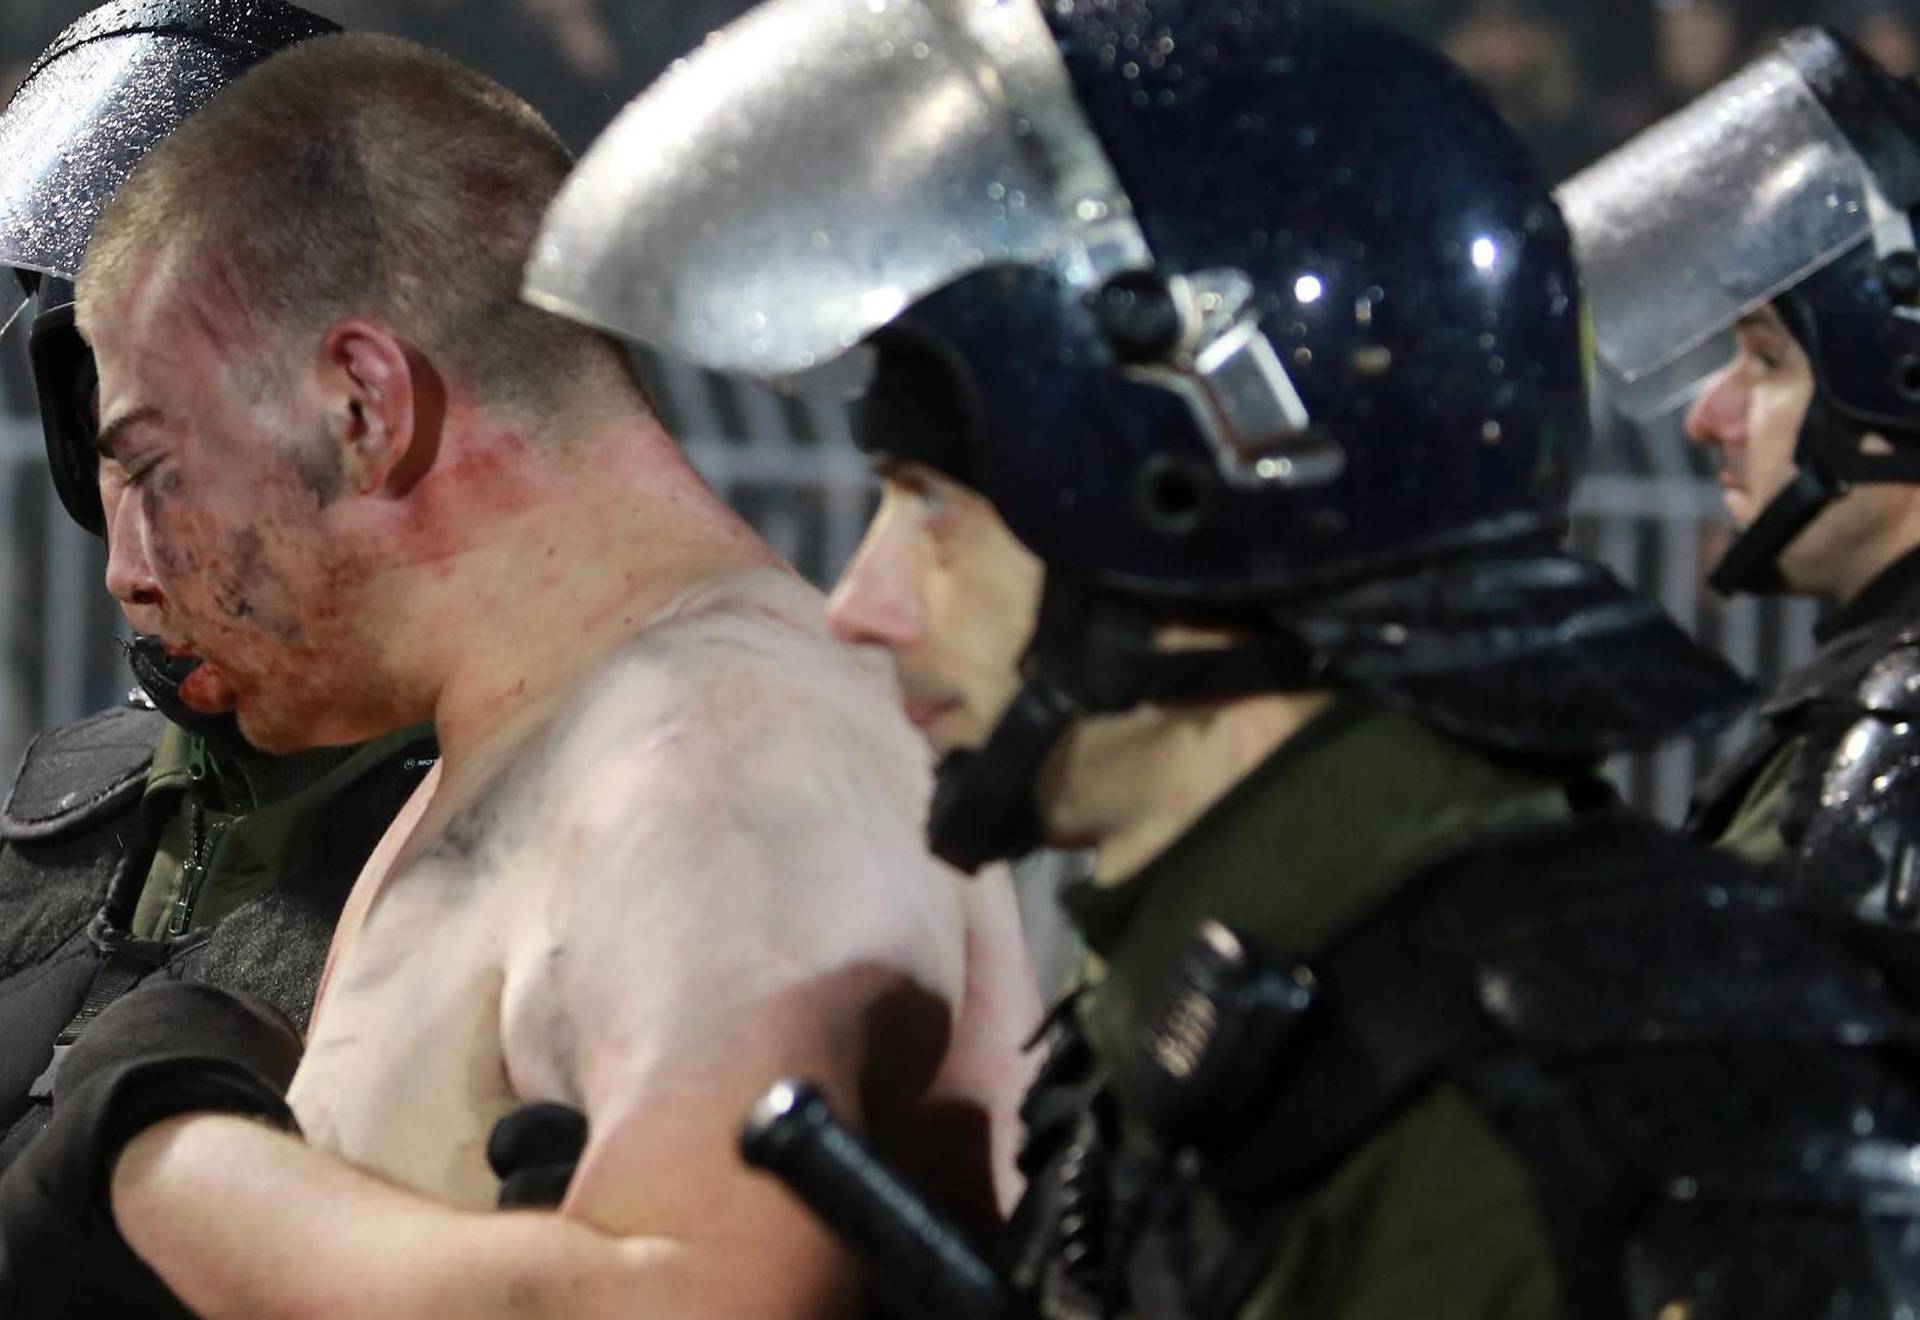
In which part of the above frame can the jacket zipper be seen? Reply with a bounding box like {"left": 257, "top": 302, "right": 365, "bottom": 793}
{"left": 167, "top": 738, "right": 227, "bottom": 936}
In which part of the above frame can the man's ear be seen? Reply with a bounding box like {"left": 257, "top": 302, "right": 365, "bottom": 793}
{"left": 320, "top": 319, "right": 439, "bottom": 497}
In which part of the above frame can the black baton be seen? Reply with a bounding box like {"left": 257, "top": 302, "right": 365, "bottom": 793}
{"left": 740, "top": 1078, "right": 1031, "bottom": 1320}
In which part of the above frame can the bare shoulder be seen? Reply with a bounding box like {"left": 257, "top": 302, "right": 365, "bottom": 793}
{"left": 492, "top": 568, "right": 967, "bottom": 1093}
{"left": 547, "top": 566, "right": 936, "bottom": 843}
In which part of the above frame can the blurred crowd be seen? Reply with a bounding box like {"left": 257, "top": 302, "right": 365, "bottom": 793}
{"left": 3, "top": 0, "right": 1918, "bottom": 181}
{"left": 0, "top": 0, "right": 760, "bottom": 154}
{"left": 1418, "top": 0, "right": 1920, "bottom": 178}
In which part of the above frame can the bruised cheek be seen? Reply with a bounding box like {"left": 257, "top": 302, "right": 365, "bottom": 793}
{"left": 212, "top": 525, "right": 309, "bottom": 645}
{"left": 141, "top": 481, "right": 205, "bottom": 580}
{"left": 144, "top": 484, "right": 308, "bottom": 645}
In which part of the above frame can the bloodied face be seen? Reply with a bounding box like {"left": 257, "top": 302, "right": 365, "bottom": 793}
{"left": 88, "top": 259, "right": 392, "bottom": 752}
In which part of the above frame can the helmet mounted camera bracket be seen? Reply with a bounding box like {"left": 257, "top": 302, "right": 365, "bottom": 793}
{"left": 1867, "top": 179, "right": 1920, "bottom": 320}
{"left": 1094, "top": 267, "right": 1346, "bottom": 489}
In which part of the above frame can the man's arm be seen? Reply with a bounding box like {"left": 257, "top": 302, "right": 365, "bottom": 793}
{"left": 109, "top": 868, "right": 897, "bottom": 1319}
{"left": 112, "top": 644, "right": 981, "bottom": 1318}
{"left": 501, "top": 647, "right": 975, "bottom": 1312}
{"left": 113, "top": 1087, "right": 849, "bottom": 1320}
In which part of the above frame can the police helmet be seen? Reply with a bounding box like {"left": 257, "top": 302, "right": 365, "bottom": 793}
{"left": 0, "top": 0, "right": 340, "bottom": 536}
{"left": 1561, "top": 28, "right": 1920, "bottom": 594}
{"left": 529, "top": 0, "right": 1749, "bottom": 867}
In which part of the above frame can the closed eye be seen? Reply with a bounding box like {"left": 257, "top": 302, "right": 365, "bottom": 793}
{"left": 93, "top": 404, "right": 164, "bottom": 463}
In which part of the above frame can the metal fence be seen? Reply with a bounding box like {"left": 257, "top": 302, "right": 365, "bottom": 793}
{"left": 0, "top": 339, "right": 1822, "bottom": 991}
{"left": 0, "top": 351, "right": 1820, "bottom": 807}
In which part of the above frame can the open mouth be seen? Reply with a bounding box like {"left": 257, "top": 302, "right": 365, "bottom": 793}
{"left": 130, "top": 634, "right": 204, "bottom": 686}
{"left": 128, "top": 635, "right": 238, "bottom": 716}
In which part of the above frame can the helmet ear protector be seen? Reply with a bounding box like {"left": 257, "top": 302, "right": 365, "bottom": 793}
{"left": 25, "top": 277, "right": 106, "bottom": 536}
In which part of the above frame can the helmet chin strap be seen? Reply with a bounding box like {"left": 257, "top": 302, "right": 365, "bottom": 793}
{"left": 125, "top": 635, "right": 247, "bottom": 747}
{"left": 1708, "top": 390, "right": 1920, "bottom": 595}
{"left": 926, "top": 572, "right": 1322, "bottom": 873}
{"left": 1706, "top": 461, "right": 1842, "bottom": 596}
{"left": 927, "top": 681, "right": 1074, "bottom": 875}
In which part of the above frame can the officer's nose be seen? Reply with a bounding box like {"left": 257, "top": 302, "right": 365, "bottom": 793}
{"left": 1685, "top": 363, "right": 1748, "bottom": 454}
{"left": 828, "top": 516, "right": 923, "bottom": 653}
{"left": 101, "top": 483, "right": 164, "bottom": 614}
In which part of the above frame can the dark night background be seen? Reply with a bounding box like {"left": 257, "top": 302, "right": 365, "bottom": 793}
{"left": 6, "top": 0, "right": 1914, "bottom": 182}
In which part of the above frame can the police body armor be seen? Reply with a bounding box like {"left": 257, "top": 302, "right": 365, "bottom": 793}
{"left": 1798, "top": 630, "right": 1920, "bottom": 941}
{"left": 1011, "top": 813, "right": 1920, "bottom": 1320}
{"left": 0, "top": 703, "right": 431, "bottom": 1170}
{"left": 1694, "top": 602, "right": 1920, "bottom": 947}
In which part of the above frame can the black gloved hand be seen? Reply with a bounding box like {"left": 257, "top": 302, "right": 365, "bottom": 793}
{"left": 489, "top": 1101, "right": 589, "bottom": 1209}
{"left": 0, "top": 978, "right": 304, "bottom": 1319}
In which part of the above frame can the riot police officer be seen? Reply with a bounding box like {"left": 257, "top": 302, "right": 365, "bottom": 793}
{"left": 1561, "top": 30, "right": 1920, "bottom": 941}
{"left": 0, "top": 0, "right": 434, "bottom": 1173}
{"left": 530, "top": 0, "right": 1920, "bottom": 1314}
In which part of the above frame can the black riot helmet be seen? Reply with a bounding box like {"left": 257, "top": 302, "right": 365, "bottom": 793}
{"left": 0, "top": 0, "right": 338, "bottom": 739}
{"left": 527, "top": 0, "right": 1749, "bottom": 870}
{"left": 1561, "top": 28, "right": 1920, "bottom": 596}
{"left": 0, "top": 0, "right": 340, "bottom": 537}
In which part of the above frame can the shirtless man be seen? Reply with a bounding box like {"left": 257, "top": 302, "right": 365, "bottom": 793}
{"left": 0, "top": 32, "right": 1037, "bottom": 1319}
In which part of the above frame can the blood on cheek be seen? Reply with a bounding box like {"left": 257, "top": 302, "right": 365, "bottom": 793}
{"left": 143, "top": 486, "right": 343, "bottom": 724}
{"left": 141, "top": 480, "right": 267, "bottom": 639}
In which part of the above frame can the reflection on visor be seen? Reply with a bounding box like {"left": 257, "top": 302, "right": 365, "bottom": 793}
{"left": 1559, "top": 46, "right": 1874, "bottom": 421}
{"left": 0, "top": 289, "right": 31, "bottom": 341}
{"left": 1596, "top": 327, "right": 1742, "bottom": 424}
{"left": 527, "top": 0, "right": 1151, "bottom": 378}
{"left": 0, "top": 0, "right": 340, "bottom": 283}
{"left": 0, "top": 33, "right": 255, "bottom": 280}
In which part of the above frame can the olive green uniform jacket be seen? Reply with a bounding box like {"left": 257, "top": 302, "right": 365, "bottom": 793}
{"left": 1693, "top": 546, "right": 1920, "bottom": 866}
{"left": 0, "top": 701, "right": 431, "bottom": 1169}
{"left": 1038, "top": 699, "right": 1577, "bottom": 1318}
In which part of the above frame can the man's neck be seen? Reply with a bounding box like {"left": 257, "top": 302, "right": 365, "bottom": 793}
{"left": 396, "top": 412, "right": 783, "bottom": 774}
{"left": 1817, "top": 539, "right": 1920, "bottom": 643}
{"left": 1074, "top": 690, "right": 1337, "bottom": 884}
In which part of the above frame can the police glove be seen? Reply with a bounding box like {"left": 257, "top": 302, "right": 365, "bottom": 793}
{"left": 0, "top": 978, "right": 302, "bottom": 1319}
{"left": 489, "top": 1101, "right": 589, "bottom": 1209}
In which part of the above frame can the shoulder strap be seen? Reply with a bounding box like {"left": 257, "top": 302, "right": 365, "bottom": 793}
{"left": 1110, "top": 815, "right": 1690, "bottom": 1191}
{"left": 1761, "top": 616, "right": 1915, "bottom": 721}
{"left": 1, "top": 705, "right": 164, "bottom": 845}
{"left": 1116, "top": 813, "right": 1920, "bottom": 1319}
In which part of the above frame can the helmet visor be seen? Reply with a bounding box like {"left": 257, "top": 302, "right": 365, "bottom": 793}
{"left": 0, "top": 13, "right": 327, "bottom": 285}
{"left": 524, "top": 0, "right": 1150, "bottom": 379}
{"left": 1558, "top": 48, "right": 1875, "bottom": 420}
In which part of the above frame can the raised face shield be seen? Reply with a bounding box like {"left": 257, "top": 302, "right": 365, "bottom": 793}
{"left": 536, "top": 0, "right": 1749, "bottom": 787}
{"left": 524, "top": 0, "right": 1153, "bottom": 382}
{"left": 0, "top": 0, "right": 339, "bottom": 536}
{"left": 1558, "top": 43, "right": 1887, "bottom": 424}
{"left": 0, "top": 0, "right": 337, "bottom": 299}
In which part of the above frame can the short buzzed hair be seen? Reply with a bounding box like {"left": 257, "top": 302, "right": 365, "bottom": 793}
{"left": 79, "top": 34, "right": 621, "bottom": 423}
